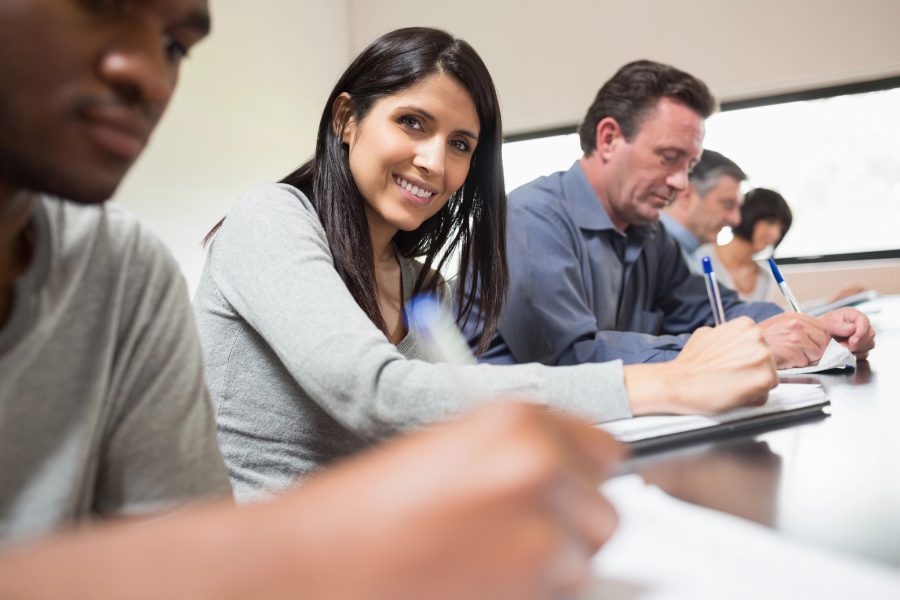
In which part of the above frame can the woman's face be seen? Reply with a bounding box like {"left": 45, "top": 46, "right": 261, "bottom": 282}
{"left": 751, "top": 218, "right": 783, "bottom": 253}
{"left": 341, "top": 73, "right": 480, "bottom": 240}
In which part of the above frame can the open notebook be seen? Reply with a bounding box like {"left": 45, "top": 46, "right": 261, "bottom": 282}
{"left": 599, "top": 383, "right": 828, "bottom": 451}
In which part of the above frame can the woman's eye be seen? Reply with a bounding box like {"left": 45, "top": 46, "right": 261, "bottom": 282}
{"left": 398, "top": 115, "right": 423, "bottom": 130}
{"left": 450, "top": 139, "right": 472, "bottom": 153}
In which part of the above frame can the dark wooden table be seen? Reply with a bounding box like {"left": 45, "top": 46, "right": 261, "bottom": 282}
{"left": 627, "top": 295, "right": 900, "bottom": 570}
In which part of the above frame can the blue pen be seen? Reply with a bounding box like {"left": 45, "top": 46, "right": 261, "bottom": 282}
{"left": 406, "top": 293, "right": 481, "bottom": 404}
{"left": 701, "top": 256, "right": 726, "bottom": 326}
{"left": 767, "top": 258, "right": 802, "bottom": 312}
{"left": 406, "top": 294, "right": 476, "bottom": 366}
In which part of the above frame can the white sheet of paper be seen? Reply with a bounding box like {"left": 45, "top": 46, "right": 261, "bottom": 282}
{"left": 778, "top": 338, "right": 856, "bottom": 376}
{"left": 805, "top": 289, "right": 880, "bottom": 317}
{"left": 581, "top": 475, "right": 900, "bottom": 599}
{"left": 599, "top": 383, "right": 827, "bottom": 444}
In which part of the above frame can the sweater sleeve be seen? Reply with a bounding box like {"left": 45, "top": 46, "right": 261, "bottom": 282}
{"left": 205, "top": 184, "right": 632, "bottom": 439}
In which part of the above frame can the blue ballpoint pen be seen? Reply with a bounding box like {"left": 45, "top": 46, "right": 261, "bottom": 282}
{"left": 406, "top": 293, "right": 481, "bottom": 403}
{"left": 701, "top": 256, "right": 726, "bottom": 326}
{"left": 767, "top": 258, "right": 802, "bottom": 312}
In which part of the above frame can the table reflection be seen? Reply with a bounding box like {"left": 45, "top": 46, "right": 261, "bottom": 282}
{"left": 636, "top": 440, "right": 782, "bottom": 526}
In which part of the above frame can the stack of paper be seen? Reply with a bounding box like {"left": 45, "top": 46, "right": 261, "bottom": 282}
{"left": 778, "top": 338, "right": 856, "bottom": 376}
{"left": 581, "top": 475, "right": 900, "bottom": 599}
{"left": 599, "top": 383, "right": 828, "bottom": 449}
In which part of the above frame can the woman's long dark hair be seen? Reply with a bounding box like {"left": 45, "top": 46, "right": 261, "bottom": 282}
{"left": 283, "top": 27, "right": 507, "bottom": 354}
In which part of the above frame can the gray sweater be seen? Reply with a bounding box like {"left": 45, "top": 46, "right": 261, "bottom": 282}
{"left": 194, "top": 183, "right": 631, "bottom": 502}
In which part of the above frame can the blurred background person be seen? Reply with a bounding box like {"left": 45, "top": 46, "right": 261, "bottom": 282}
{"left": 662, "top": 149, "right": 747, "bottom": 272}
{"left": 698, "top": 187, "right": 791, "bottom": 302}
{"left": 702, "top": 187, "right": 869, "bottom": 307}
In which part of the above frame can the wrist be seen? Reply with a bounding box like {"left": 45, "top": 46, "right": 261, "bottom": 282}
{"left": 623, "top": 363, "right": 680, "bottom": 416}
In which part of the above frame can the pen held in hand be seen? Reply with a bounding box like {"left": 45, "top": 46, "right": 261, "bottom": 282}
{"left": 767, "top": 258, "right": 802, "bottom": 312}
{"left": 701, "top": 256, "right": 726, "bottom": 326}
{"left": 407, "top": 293, "right": 481, "bottom": 404}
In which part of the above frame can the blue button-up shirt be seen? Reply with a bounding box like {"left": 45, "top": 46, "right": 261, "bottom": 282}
{"left": 463, "top": 162, "right": 782, "bottom": 365}
{"left": 659, "top": 212, "right": 704, "bottom": 274}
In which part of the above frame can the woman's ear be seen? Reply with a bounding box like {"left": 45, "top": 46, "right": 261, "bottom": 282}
{"left": 332, "top": 93, "right": 355, "bottom": 143}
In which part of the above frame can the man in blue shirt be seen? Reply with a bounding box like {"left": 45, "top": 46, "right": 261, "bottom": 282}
{"left": 661, "top": 149, "right": 746, "bottom": 272}
{"left": 466, "top": 60, "right": 875, "bottom": 368}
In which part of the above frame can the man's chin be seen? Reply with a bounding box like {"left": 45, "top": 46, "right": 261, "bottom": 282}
{"left": 32, "top": 167, "right": 125, "bottom": 205}
{"left": 640, "top": 207, "right": 664, "bottom": 224}
{"left": 0, "top": 153, "right": 125, "bottom": 205}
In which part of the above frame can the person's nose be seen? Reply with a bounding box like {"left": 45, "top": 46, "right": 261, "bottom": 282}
{"left": 666, "top": 168, "right": 689, "bottom": 192}
{"left": 98, "top": 24, "right": 177, "bottom": 111}
{"left": 413, "top": 136, "right": 445, "bottom": 178}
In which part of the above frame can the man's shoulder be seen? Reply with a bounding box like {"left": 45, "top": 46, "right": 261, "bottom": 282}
{"left": 508, "top": 171, "right": 567, "bottom": 206}
{"left": 506, "top": 171, "right": 575, "bottom": 227}
{"left": 40, "top": 197, "right": 183, "bottom": 305}
{"left": 44, "top": 196, "right": 173, "bottom": 263}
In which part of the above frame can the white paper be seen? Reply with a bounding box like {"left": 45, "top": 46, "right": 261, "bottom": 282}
{"left": 778, "top": 338, "right": 856, "bottom": 376}
{"left": 599, "top": 383, "right": 827, "bottom": 444}
{"left": 580, "top": 475, "right": 900, "bottom": 599}
{"left": 805, "top": 289, "right": 880, "bottom": 317}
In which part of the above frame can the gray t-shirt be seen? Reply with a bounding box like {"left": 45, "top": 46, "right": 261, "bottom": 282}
{"left": 0, "top": 197, "right": 231, "bottom": 545}
{"left": 194, "top": 183, "right": 631, "bottom": 502}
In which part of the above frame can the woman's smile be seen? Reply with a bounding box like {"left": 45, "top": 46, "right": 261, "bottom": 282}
{"left": 393, "top": 174, "right": 437, "bottom": 205}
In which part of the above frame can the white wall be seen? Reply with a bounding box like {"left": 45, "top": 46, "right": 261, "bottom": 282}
{"left": 113, "top": 0, "right": 351, "bottom": 293}
{"left": 111, "top": 0, "right": 900, "bottom": 288}
{"left": 348, "top": 0, "right": 900, "bottom": 134}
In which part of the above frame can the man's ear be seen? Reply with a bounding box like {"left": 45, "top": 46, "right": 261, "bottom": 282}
{"left": 332, "top": 93, "right": 355, "bottom": 143}
{"left": 595, "top": 117, "right": 623, "bottom": 162}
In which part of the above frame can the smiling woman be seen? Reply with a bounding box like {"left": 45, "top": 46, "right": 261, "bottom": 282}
{"left": 336, "top": 73, "right": 482, "bottom": 342}
{"left": 193, "top": 27, "right": 779, "bottom": 501}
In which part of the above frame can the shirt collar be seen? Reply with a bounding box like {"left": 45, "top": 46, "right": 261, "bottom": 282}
{"left": 561, "top": 161, "right": 616, "bottom": 231}
{"left": 659, "top": 211, "right": 701, "bottom": 255}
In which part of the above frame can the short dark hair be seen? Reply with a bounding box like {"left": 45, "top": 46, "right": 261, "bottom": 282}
{"left": 689, "top": 149, "right": 747, "bottom": 197}
{"left": 732, "top": 188, "right": 793, "bottom": 248}
{"left": 578, "top": 60, "right": 716, "bottom": 155}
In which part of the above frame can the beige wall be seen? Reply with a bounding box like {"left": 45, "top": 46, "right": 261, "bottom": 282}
{"left": 349, "top": 0, "right": 900, "bottom": 134}
{"left": 114, "top": 0, "right": 351, "bottom": 293}
{"left": 782, "top": 260, "right": 900, "bottom": 302}
{"left": 113, "top": 1, "right": 900, "bottom": 290}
